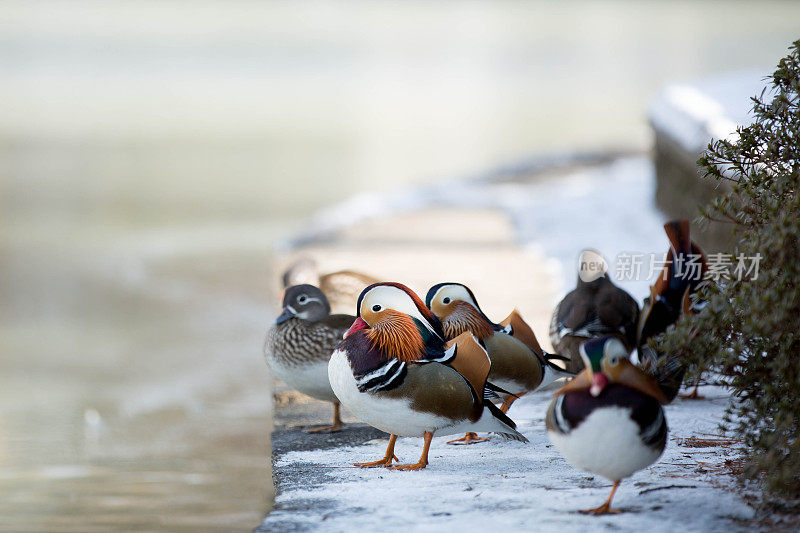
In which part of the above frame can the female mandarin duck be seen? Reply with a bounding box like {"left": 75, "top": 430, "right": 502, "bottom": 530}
{"left": 550, "top": 249, "right": 639, "bottom": 374}
{"left": 638, "top": 220, "right": 709, "bottom": 399}
{"left": 425, "top": 282, "right": 573, "bottom": 444}
{"left": 546, "top": 337, "right": 668, "bottom": 515}
{"left": 264, "top": 284, "right": 355, "bottom": 432}
{"left": 281, "top": 257, "right": 380, "bottom": 315}
{"left": 328, "top": 282, "right": 527, "bottom": 470}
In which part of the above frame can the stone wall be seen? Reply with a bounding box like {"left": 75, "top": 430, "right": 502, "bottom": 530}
{"left": 647, "top": 75, "right": 767, "bottom": 253}
{"left": 650, "top": 126, "right": 734, "bottom": 252}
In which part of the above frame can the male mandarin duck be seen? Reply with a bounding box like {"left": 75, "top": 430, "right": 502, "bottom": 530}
{"left": 637, "top": 220, "right": 709, "bottom": 399}
{"left": 638, "top": 220, "right": 708, "bottom": 345}
{"left": 264, "top": 284, "right": 355, "bottom": 432}
{"left": 550, "top": 249, "right": 639, "bottom": 373}
{"left": 425, "top": 282, "right": 573, "bottom": 444}
{"left": 328, "top": 282, "right": 527, "bottom": 470}
{"left": 546, "top": 337, "right": 668, "bottom": 515}
{"left": 281, "top": 257, "right": 380, "bottom": 315}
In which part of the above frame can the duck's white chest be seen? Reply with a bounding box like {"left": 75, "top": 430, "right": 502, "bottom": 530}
{"left": 328, "top": 350, "right": 451, "bottom": 437}
{"left": 267, "top": 355, "right": 337, "bottom": 403}
{"left": 547, "top": 406, "right": 664, "bottom": 482}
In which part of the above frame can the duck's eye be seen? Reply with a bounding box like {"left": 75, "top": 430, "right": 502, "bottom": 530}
{"left": 442, "top": 297, "right": 451, "bottom": 304}
{"left": 297, "top": 295, "right": 308, "bottom": 304}
{"left": 372, "top": 304, "right": 382, "bottom": 312}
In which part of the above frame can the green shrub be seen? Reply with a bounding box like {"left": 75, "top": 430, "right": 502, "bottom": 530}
{"left": 657, "top": 40, "right": 800, "bottom": 506}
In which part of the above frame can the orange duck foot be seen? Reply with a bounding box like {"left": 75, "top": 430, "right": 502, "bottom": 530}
{"left": 446, "top": 432, "right": 489, "bottom": 445}
{"left": 355, "top": 434, "right": 398, "bottom": 467}
{"left": 353, "top": 454, "right": 399, "bottom": 468}
{"left": 578, "top": 504, "right": 622, "bottom": 515}
{"left": 305, "top": 422, "right": 343, "bottom": 433}
{"left": 580, "top": 480, "right": 622, "bottom": 514}
{"left": 679, "top": 382, "right": 705, "bottom": 400}
{"left": 388, "top": 461, "right": 428, "bottom": 471}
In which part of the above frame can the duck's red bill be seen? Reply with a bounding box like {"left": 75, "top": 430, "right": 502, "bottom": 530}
{"left": 590, "top": 372, "right": 609, "bottom": 397}
{"left": 343, "top": 317, "right": 368, "bottom": 339}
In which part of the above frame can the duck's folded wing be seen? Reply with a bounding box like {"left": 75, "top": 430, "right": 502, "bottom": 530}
{"left": 417, "top": 335, "right": 510, "bottom": 403}
{"left": 551, "top": 292, "right": 603, "bottom": 339}
{"left": 637, "top": 286, "right": 677, "bottom": 345}
{"left": 596, "top": 286, "right": 640, "bottom": 346}
{"left": 440, "top": 332, "right": 491, "bottom": 404}
{"left": 559, "top": 301, "right": 625, "bottom": 339}
{"left": 499, "top": 309, "right": 543, "bottom": 355}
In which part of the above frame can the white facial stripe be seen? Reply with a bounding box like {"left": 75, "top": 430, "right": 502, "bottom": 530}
{"left": 434, "top": 285, "right": 479, "bottom": 310}
{"left": 578, "top": 343, "right": 591, "bottom": 371}
{"left": 362, "top": 285, "right": 440, "bottom": 337}
{"left": 289, "top": 303, "right": 313, "bottom": 319}
{"left": 603, "top": 338, "right": 628, "bottom": 361}
{"left": 553, "top": 394, "right": 569, "bottom": 432}
{"left": 294, "top": 295, "right": 324, "bottom": 319}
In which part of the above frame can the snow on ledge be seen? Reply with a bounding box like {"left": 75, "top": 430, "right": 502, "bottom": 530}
{"left": 649, "top": 71, "right": 770, "bottom": 153}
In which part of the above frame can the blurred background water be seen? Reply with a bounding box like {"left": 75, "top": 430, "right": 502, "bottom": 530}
{"left": 1, "top": 1, "right": 799, "bottom": 531}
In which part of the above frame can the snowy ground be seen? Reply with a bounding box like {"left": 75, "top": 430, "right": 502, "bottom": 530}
{"left": 263, "top": 386, "right": 751, "bottom": 532}
{"left": 261, "top": 156, "right": 754, "bottom": 532}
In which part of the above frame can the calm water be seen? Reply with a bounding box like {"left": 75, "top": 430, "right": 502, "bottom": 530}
{"left": 1, "top": 1, "right": 799, "bottom": 531}
{"left": 0, "top": 222, "right": 289, "bottom": 531}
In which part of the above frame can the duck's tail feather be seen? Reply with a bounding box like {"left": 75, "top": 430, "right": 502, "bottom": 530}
{"left": 480, "top": 401, "right": 529, "bottom": 442}
{"left": 483, "top": 381, "right": 518, "bottom": 401}
{"left": 543, "top": 351, "right": 570, "bottom": 363}
{"left": 538, "top": 355, "right": 577, "bottom": 389}
{"left": 664, "top": 219, "right": 692, "bottom": 256}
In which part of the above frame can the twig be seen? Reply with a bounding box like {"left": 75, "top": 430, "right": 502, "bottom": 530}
{"left": 309, "top": 465, "right": 376, "bottom": 469}
{"left": 681, "top": 450, "right": 722, "bottom": 454}
{"left": 639, "top": 484, "right": 698, "bottom": 495}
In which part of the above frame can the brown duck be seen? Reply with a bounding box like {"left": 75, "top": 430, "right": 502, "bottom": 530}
{"left": 638, "top": 220, "right": 709, "bottom": 400}
{"left": 264, "top": 284, "right": 355, "bottom": 432}
{"left": 328, "top": 282, "right": 527, "bottom": 470}
{"left": 550, "top": 249, "right": 639, "bottom": 374}
{"left": 426, "top": 282, "right": 573, "bottom": 444}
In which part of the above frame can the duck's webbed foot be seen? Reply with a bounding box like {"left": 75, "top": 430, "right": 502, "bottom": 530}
{"left": 446, "top": 432, "right": 489, "bottom": 445}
